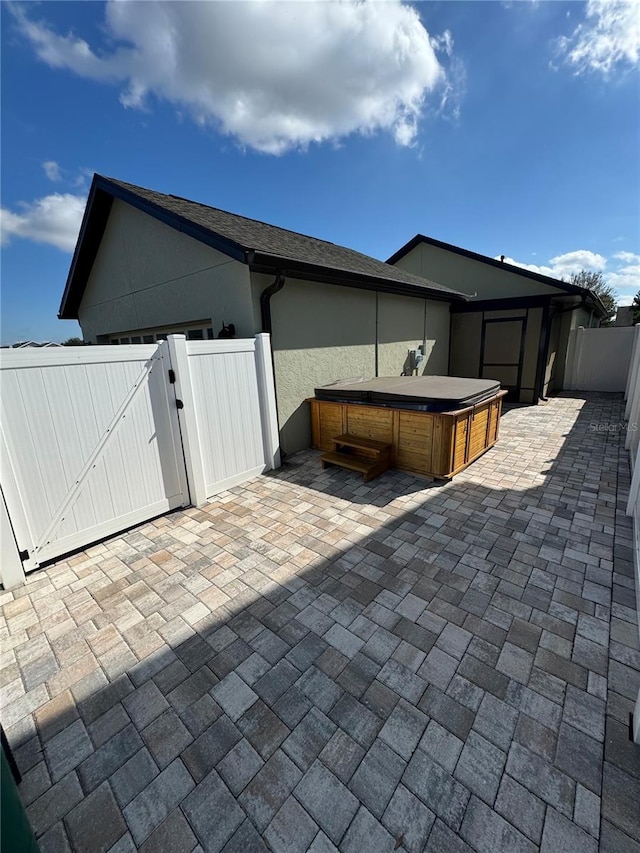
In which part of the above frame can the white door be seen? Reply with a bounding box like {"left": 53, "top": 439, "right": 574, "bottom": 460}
{"left": 0, "top": 344, "right": 188, "bottom": 570}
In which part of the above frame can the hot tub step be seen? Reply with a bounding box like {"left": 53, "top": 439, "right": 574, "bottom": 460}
{"left": 332, "top": 434, "right": 392, "bottom": 456}
{"left": 320, "top": 449, "right": 390, "bottom": 482}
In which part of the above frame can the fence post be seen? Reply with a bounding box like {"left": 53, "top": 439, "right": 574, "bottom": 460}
{"left": 165, "top": 336, "right": 208, "bottom": 507}
{"left": 625, "top": 323, "right": 640, "bottom": 418}
{"left": 1, "top": 488, "right": 25, "bottom": 589}
{"left": 254, "top": 333, "right": 281, "bottom": 470}
{"left": 626, "top": 370, "right": 640, "bottom": 452}
{"left": 627, "top": 442, "right": 640, "bottom": 513}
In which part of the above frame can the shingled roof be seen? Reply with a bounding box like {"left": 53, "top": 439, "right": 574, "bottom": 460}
{"left": 387, "top": 233, "right": 609, "bottom": 317}
{"left": 59, "top": 175, "right": 466, "bottom": 318}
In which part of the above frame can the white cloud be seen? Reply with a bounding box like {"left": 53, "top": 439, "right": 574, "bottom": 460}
{"left": 497, "top": 250, "right": 607, "bottom": 279}
{"left": 497, "top": 247, "right": 639, "bottom": 304}
{"left": 42, "top": 160, "right": 62, "bottom": 182}
{"left": 558, "top": 0, "right": 640, "bottom": 75}
{"left": 548, "top": 250, "right": 607, "bottom": 276}
{"left": 11, "top": 0, "right": 455, "bottom": 154}
{"left": 614, "top": 251, "right": 640, "bottom": 263}
{"left": 610, "top": 251, "right": 640, "bottom": 300}
{"left": 608, "top": 261, "right": 640, "bottom": 299}
{"left": 1, "top": 193, "right": 85, "bottom": 251}
{"left": 498, "top": 257, "right": 558, "bottom": 278}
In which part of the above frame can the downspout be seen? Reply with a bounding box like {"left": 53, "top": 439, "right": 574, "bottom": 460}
{"left": 260, "top": 271, "right": 285, "bottom": 333}
{"left": 375, "top": 292, "right": 379, "bottom": 377}
{"left": 259, "top": 270, "right": 285, "bottom": 458}
{"left": 423, "top": 300, "right": 428, "bottom": 374}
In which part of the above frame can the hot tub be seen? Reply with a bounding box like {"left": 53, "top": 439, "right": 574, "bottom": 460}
{"left": 308, "top": 376, "right": 507, "bottom": 480}
{"left": 314, "top": 376, "right": 501, "bottom": 411}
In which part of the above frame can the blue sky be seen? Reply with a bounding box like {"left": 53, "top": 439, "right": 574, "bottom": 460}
{"left": 1, "top": 0, "right": 638, "bottom": 344}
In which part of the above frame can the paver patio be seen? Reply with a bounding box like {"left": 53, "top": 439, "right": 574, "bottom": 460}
{"left": 2, "top": 393, "right": 640, "bottom": 852}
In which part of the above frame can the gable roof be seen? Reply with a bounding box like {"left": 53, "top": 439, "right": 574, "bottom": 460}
{"left": 387, "top": 234, "right": 608, "bottom": 317}
{"left": 59, "top": 176, "right": 467, "bottom": 319}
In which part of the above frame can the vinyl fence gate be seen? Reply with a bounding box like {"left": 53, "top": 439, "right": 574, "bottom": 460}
{"left": 1, "top": 334, "right": 280, "bottom": 588}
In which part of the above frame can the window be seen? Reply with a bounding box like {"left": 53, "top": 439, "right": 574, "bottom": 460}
{"left": 107, "top": 321, "right": 215, "bottom": 345}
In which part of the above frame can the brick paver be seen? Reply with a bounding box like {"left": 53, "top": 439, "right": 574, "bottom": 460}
{"left": 2, "top": 393, "right": 639, "bottom": 851}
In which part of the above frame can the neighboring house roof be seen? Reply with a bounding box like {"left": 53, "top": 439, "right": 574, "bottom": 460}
{"left": 10, "top": 340, "right": 61, "bottom": 348}
{"left": 59, "top": 176, "right": 467, "bottom": 319}
{"left": 387, "top": 234, "right": 608, "bottom": 317}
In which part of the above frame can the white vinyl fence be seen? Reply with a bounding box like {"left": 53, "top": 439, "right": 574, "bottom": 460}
{"left": 565, "top": 326, "right": 635, "bottom": 392}
{"left": 623, "top": 324, "right": 640, "bottom": 743}
{"left": 1, "top": 334, "right": 279, "bottom": 588}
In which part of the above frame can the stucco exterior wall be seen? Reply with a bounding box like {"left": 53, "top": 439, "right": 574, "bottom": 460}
{"left": 555, "top": 310, "right": 574, "bottom": 391}
{"left": 251, "top": 273, "right": 451, "bottom": 454}
{"left": 393, "top": 243, "right": 560, "bottom": 301}
{"left": 574, "top": 306, "right": 596, "bottom": 329}
{"left": 450, "top": 313, "right": 482, "bottom": 379}
{"left": 377, "top": 293, "right": 450, "bottom": 377}
{"left": 264, "top": 277, "right": 376, "bottom": 454}
{"left": 543, "top": 311, "right": 562, "bottom": 396}
{"left": 520, "top": 307, "right": 542, "bottom": 403}
{"left": 77, "top": 200, "right": 255, "bottom": 342}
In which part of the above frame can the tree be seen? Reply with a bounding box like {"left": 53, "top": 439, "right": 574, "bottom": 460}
{"left": 631, "top": 290, "right": 640, "bottom": 325}
{"left": 62, "top": 337, "right": 87, "bottom": 346}
{"left": 569, "top": 270, "right": 617, "bottom": 326}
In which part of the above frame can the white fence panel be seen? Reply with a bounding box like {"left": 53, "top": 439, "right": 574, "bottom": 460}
{"left": 0, "top": 345, "right": 187, "bottom": 570}
{"left": 625, "top": 325, "right": 640, "bottom": 419}
{"left": 624, "top": 327, "right": 640, "bottom": 742}
{"left": 565, "top": 326, "right": 635, "bottom": 392}
{"left": 0, "top": 487, "right": 25, "bottom": 589}
{"left": 0, "top": 334, "right": 280, "bottom": 579}
{"left": 183, "top": 335, "right": 276, "bottom": 498}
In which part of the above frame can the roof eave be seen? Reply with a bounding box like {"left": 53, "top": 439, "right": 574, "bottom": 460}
{"left": 249, "top": 254, "right": 468, "bottom": 302}
{"left": 99, "top": 175, "right": 248, "bottom": 260}
{"left": 59, "top": 174, "right": 250, "bottom": 319}
{"left": 387, "top": 233, "right": 609, "bottom": 316}
{"left": 59, "top": 178, "right": 112, "bottom": 319}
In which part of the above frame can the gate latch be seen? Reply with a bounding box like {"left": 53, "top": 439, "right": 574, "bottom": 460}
{"left": 168, "top": 369, "right": 176, "bottom": 384}
{"left": 176, "top": 399, "right": 184, "bottom": 410}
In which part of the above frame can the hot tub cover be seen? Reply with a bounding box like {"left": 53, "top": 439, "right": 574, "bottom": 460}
{"left": 314, "top": 376, "right": 501, "bottom": 409}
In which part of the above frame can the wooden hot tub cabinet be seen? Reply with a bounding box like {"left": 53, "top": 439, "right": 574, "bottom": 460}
{"left": 308, "top": 390, "right": 508, "bottom": 480}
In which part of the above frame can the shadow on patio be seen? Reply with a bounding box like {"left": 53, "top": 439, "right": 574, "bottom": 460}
{"left": 2, "top": 393, "right": 639, "bottom": 852}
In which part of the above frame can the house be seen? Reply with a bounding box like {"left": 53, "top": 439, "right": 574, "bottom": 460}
{"left": 4, "top": 341, "right": 62, "bottom": 348}
{"left": 388, "top": 235, "right": 608, "bottom": 403}
{"left": 615, "top": 306, "right": 635, "bottom": 327}
{"left": 59, "top": 176, "right": 468, "bottom": 454}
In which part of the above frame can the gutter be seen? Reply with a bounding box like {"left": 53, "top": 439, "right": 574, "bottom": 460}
{"left": 387, "top": 234, "right": 609, "bottom": 307}
{"left": 260, "top": 271, "right": 286, "bottom": 333}
{"left": 250, "top": 254, "right": 467, "bottom": 304}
